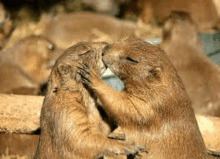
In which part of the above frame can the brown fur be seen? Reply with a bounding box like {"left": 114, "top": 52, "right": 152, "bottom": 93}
{"left": 1, "top": 35, "right": 62, "bottom": 85}
{"left": 41, "top": 12, "right": 158, "bottom": 49}
{"left": 160, "top": 11, "right": 220, "bottom": 117}
{"left": 0, "top": 133, "right": 39, "bottom": 159}
{"left": 127, "top": 0, "right": 218, "bottom": 32}
{"left": 153, "top": 0, "right": 218, "bottom": 32}
{"left": 34, "top": 42, "right": 143, "bottom": 159}
{"left": 0, "top": 3, "right": 12, "bottom": 50}
{"left": 0, "top": 55, "right": 38, "bottom": 95}
{"left": 79, "top": 38, "right": 208, "bottom": 158}
{"left": 3, "top": 20, "right": 46, "bottom": 50}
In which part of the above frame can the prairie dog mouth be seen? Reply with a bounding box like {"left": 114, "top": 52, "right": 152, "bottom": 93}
{"left": 100, "top": 57, "right": 124, "bottom": 91}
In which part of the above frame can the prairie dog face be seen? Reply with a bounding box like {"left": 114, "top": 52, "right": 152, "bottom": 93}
{"left": 48, "top": 41, "right": 108, "bottom": 93}
{"left": 102, "top": 38, "right": 175, "bottom": 91}
{"left": 17, "top": 36, "right": 58, "bottom": 84}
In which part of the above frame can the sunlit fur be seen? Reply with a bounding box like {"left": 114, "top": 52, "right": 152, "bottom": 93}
{"left": 0, "top": 35, "right": 62, "bottom": 94}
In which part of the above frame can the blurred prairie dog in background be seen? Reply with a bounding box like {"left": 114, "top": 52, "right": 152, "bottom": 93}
{"left": 1, "top": 35, "right": 63, "bottom": 85}
{"left": 0, "top": 3, "right": 13, "bottom": 49}
{"left": 196, "top": 114, "right": 220, "bottom": 152}
{"left": 161, "top": 11, "right": 220, "bottom": 117}
{"left": 40, "top": 12, "right": 160, "bottom": 49}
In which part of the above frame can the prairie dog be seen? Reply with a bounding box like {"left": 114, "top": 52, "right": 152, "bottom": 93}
{"left": 1, "top": 35, "right": 61, "bottom": 85}
{"left": 79, "top": 38, "right": 208, "bottom": 158}
{"left": 161, "top": 11, "right": 220, "bottom": 117}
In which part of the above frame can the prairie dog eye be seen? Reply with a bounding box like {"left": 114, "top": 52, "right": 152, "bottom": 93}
{"left": 48, "top": 43, "right": 55, "bottom": 51}
{"left": 126, "top": 57, "right": 140, "bottom": 63}
{"left": 79, "top": 50, "right": 91, "bottom": 56}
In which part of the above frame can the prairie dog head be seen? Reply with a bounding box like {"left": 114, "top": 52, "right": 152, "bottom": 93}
{"left": 10, "top": 35, "right": 59, "bottom": 84}
{"left": 102, "top": 38, "right": 179, "bottom": 93}
{"left": 48, "top": 41, "right": 108, "bottom": 94}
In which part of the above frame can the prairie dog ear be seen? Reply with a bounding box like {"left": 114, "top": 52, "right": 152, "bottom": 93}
{"left": 148, "top": 66, "right": 162, "bottom": 81}
{"left": 58, "top": 64, "right": 71, "bottom": 75}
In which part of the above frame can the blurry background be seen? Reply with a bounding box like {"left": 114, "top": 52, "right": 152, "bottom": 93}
{"left": 1, "top": 0, "right": 220, "bottom": 60}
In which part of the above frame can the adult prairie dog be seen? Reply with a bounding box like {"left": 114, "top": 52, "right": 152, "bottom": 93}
{"left": 79, "top": 37, "right": 208, "bottom": 158}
